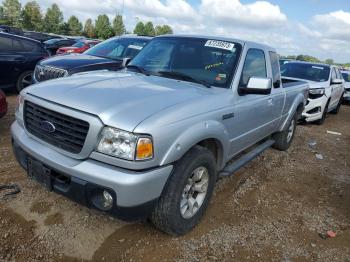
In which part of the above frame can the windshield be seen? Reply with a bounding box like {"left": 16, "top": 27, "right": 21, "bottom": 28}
{"left": 281, "top": 63, "right": 330, "bottom": 82}
{"left": 73, "top": 41, "right": 85, "bottom": 48}
{"left": 85, "top": 37, "right": 149, "bottom": 60}
{"left": 129, "top": 37, "right": 242, "bottom": 88}
{"left": 342, "top": 72, "right": 350, "bottom": 82}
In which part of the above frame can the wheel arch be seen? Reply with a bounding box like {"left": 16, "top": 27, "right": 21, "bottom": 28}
{"left": 159, "top": 120, "right": 229, "bottom": 170}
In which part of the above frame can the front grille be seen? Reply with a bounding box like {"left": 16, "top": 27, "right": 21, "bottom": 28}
{"left": 34, "top": 65, "right": 68, "bottom": 82}
{"left": 24, "top": 101, "right": 89, "bottom": 154}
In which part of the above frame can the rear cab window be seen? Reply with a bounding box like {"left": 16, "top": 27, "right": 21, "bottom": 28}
{"left": 269, "top": 51, "right": 281, "bottom": 88}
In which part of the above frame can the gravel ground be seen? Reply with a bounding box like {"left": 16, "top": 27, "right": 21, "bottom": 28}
{"left": 0, "top": 94, "right": 349, "bottom": 261}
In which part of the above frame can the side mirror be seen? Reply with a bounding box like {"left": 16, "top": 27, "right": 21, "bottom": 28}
{"left": 331, "top": 78, "right": 343, "bottom": 85}
{"left": 240, "top": 77, "right": 272, "bottom": 95}
{"left": 122, "top": 57, "right": 132, "bottom": 67}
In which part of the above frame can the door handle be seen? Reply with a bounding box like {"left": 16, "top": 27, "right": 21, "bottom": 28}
{"left": 267, "top": 98, "right": 273, "bottom": 105}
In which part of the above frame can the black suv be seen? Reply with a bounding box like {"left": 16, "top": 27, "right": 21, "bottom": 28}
{"left": 0, "top": 32, "right": 49, "bottom": 92}
{"left": 34, "top": 35, "right": 151, "bottom": 83}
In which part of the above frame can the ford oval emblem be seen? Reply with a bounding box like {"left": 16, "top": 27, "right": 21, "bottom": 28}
{"left": 40, "top": 121, "right": 56, "bottom": 133}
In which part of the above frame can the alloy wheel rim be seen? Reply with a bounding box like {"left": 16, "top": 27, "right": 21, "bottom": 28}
{"left": 180, "top": 166, "right": 209, "bottom": 219}
{"left": 22, "top": 73, "right": 32, "bottom": 89}
{"left": 287, "top": 119, "right": 295, "bottom": 143}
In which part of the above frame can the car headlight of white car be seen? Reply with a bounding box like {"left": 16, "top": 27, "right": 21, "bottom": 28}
{"left": 309, "top": 88, "right": 325, "bottom": 95}
{"left": 97, "top": 126, "right": 153, "bottom": 161}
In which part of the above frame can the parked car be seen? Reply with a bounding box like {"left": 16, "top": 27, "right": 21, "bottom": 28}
{"left": 12, "top": 35, "right": 308, "bottom": 235}
{"left": 279, "top": 58, "right": 294, "bottom": 67}
{"left": 44, "top": 38, "right": 78, "bottom": 55}
{"left": 0, "top": 25, "right": 24, "bottom": 36}
{"left": 341, "top": 71, "right": 350, "bottom": 104}
{"left": 23, "top": 31, "right": 62, "bottom": 43}
{"left": 0, "top": 32, "right": 49, "bottom": 92}
{"left": 0, "top": 89, "right": 7, "bottom": 119}
{"left": 281, "top": 61, "right": 344, "bottom": 124}
{"left": 33, "top": 35, "right": 151, "bottom": 83}
{"left": 56, "top": 40, "right": 101, "bottom": 55}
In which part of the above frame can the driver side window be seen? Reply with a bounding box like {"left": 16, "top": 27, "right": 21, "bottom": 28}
{"left": 240, "top": 49, "right": 267, "bottom": 87}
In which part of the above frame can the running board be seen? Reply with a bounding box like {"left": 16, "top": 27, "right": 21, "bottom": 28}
{"left": 219, "top": 139, "right": 275, "bottom": 177}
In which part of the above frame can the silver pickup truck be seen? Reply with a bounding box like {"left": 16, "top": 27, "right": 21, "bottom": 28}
{"left": 12, "top": 35, "right": 308, "bottom": 235}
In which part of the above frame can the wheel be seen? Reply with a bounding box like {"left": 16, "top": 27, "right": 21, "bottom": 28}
{"left": 16, "top": 71, "right": 33, "bottom": 93}
{"left": 315, "top": 99, "right": 330, "bottom": 125}
{"left": 330, "top": 94, "right": 343, "bottom": 114}
{"left": 150, "top": 145, "right": 217, "bottom": 236}
{"left": 272, "top": 113, "right": 297, "bottom": 151}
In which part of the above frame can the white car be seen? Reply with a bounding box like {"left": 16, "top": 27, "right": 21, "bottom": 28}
{"left": 341, "top": 71, "right": 350, "bottom": 103}
{"left": 281, "top": 61, "right": 344, "bottom": 124}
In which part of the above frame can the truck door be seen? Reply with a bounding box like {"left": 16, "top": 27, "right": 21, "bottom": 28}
{"left": 228, "top": 48, "right": 281, "bottom": 157}
{"left": 0, "top": 35, "right": 15, "bottom": 87}
{"left": 268, "top": 51, "right": 285, "bottom": 130}
{"left": 329, "top": 68, "right": 341, "bottom": 109}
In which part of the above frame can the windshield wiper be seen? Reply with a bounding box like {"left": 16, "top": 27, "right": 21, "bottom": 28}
{"left": 156, "top": 71, "right": 211, "bottom": 88}
{"left": 126, "top": 64, "right": 150, "bottom": 75}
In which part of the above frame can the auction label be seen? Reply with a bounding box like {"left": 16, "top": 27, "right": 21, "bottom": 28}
{"left": 205, "top": 40, "right": 235, "bottom": 51}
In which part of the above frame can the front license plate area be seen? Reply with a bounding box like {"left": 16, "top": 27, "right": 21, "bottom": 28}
{"left": 27, "top": 157, "right": 52, "bottom": 191}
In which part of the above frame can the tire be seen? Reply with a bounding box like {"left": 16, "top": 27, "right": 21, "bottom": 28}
{"left": 272, "top": 113, "right": 297, "bottom": 151}
{"left": 315, "top": 99, "right": 330, "bottom": 125}
{"left": 330, "top": 94, "right": 343, "bottom": 114}
{"left": 16, "top": 70, "right": 33, "bottom": 93}
{"left": 150, "top": 145, "right": 217, "bottom": 236}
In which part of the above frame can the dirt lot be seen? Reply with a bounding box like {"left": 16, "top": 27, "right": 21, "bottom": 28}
{"left": 0, "top": 94, "right": 349, "bottom": 261}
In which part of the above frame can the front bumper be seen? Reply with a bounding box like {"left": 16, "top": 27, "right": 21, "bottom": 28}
{"left": 344, "top": 91, "right": 350, "bottom": 101}
{"left": 11, "top": 121, "right": 173, "bottom": 220}
{"left": 302, "top": 95, "right": 328, "bottom": 122}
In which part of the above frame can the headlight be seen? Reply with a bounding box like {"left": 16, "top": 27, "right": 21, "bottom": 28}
{"left": 309, "top": 88, "right": 325, "bottom": 95}
{"left": 15, "top": 94, "right": 24, "bottom": 122}
{"left": 97, "top": 127, "right": 153, "bottom": 161}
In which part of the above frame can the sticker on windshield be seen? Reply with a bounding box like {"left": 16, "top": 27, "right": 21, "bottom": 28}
{"left": 128, "top": 45, "right": 143, "bottom": 50}
{"left": 312, "top": 66, "right": 324, "bottom": 70}
{"left": 205, "top": 40, "right": 235, "bottom": 51}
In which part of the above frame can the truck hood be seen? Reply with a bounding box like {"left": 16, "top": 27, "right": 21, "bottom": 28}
{"left": 40, "top": 54, "right": 121, "bottom": 71}
{"left": 283, "top": 77, "right": 328, "bottom": 89}
{"left": 26, "top": 71, "right": 212, "bottom": 131}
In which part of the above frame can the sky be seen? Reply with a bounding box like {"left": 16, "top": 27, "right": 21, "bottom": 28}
{"left": 19, "top": 0, "right": 350, "bottom": 63}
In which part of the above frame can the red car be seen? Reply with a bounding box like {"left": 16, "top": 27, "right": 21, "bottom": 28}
{"left": 0, "top": 89, "right": 7, "bottom": 119}
{"left": 56, "top": 40, "right": 101, "bottom": 55}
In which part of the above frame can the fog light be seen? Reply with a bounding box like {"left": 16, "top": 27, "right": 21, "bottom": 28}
{"left": 91, "top": 189, "right": 114, "bottom": 211}
{"left": 103, "top": 190, "right": 113, "bottom": 209}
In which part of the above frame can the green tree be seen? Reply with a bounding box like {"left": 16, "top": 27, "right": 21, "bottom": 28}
{"left": 43, "top": 3, "right": 63, "bottom": 34}
{"left": 325, "top": 59, "right": 334, "bottom": 65}
{"left": 95, "top": 14, "right": 113, "bottom": 39}
{"left": 296, "top": 54, "right": 320, "bottom": 63}
{"left": 133, "top": 21, "right": 145, "bottom": 35}
{"left": 0, "top": 6, "right": 6, "bottom": 24}
{"left": 2, "top": 0, "right": 22, "bottom": 27}
{"left": 112, "top": 13, "right": 125, "bottom": 36}
{"left": 143, "top": 21, "right": 155, "bottom": 36}
{"left": 155, "top": 24, "right": 173, "bottom": 35}
{"left": 83, "top": 18, "right": 95, "bottom": 38}
{"left": 59, "top": 22, "right": 69, "bottom": 35}
{"left": 67, "top": 15, "right": 82, "bottom": 35}
{"left": 21, "top": 1, "right": 42, "bottom": 31}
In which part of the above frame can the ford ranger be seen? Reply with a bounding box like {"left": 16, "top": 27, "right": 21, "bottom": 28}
{"left": 12, "top": 35, "right": 308, "bottom": 235}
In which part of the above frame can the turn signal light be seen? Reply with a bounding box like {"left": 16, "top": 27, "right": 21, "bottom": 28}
{"left": 136, "top": 138, "right": 153, "bottom": 160}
